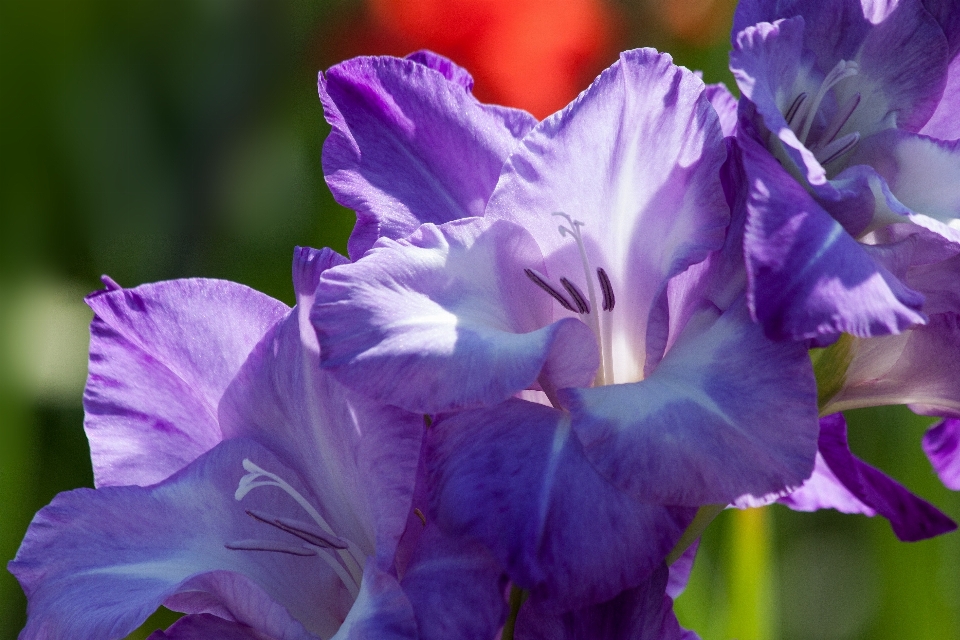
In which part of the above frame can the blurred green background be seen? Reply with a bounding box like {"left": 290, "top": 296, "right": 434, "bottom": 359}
{"left": 0, "top": 1, "right": 956, "bottom": 639}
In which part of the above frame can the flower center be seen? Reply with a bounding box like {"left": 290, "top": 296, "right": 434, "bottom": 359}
{"left": 784, "top": 59, "right": 862, "bottom": 167}
{"left": 524, "top": 213, "right": 615, "bottom": 386}
{"left": 225, "top": 458, "right": 365, "bottom": 599}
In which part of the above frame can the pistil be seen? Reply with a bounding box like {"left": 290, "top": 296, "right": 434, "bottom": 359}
{"left": 553, "top": 213, "right": 615, "bottom": 385}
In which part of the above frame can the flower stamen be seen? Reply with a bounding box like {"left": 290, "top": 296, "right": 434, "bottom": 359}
{"left": 525, "top": 268, "right": 576, "bottom": 312}
{"left": 816, "top": 131, "right": 861, "bottom": 166}
{"left": 792, "top": 60, "right": 859, "bottom": 145}
{"left": 224, "top": 539, "right": 316, "bottom": 556}
{"left": 560, "top": 277, "right": 590, "bottom": 314}
{"left": 245, "top": 509, "right": 350, "bottom": 549}
{"left": 784, "top": 92, "right": 808, "bottom": 127}
{"left": 815, "top": 92, "right": 861, "bottom": 150}
{"left": 552, "top": 212, "right": 615, "bottom": 385}
{"left": 226, "top": 459, "right": 364, "bottom": 599}
{"left": 597, "top": 268, "right": 615, "bottom": 312}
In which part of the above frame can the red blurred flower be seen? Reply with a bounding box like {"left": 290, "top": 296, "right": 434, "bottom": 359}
{"left": 339, "top": 0, "right": 622, "bottom": 119}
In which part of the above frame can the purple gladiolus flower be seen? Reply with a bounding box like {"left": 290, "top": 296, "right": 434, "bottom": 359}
{"left": 9, "top": 248, "right": 426, "bottom": 640}
{"left": 310, "top": 48, "right": 819, "bottom": 625}
{"left": 730, "top": 0, "right": 960, "bottom": 341}
{"left": 314, "top": 47, "right": 818, "bottom": 506}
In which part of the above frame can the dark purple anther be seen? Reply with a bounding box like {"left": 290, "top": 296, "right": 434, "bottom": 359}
{"left": 224, "top": 539, "right": 315, "bottom": 556}
{"left": 784, "top": 92, "right": 808, "bottom": 126}
{"left": 246, "top": 509, "right": 350, "bottom": 549}
{"left": 597, "top": 268, "right": 615, "bottom": 311}
{"left": 560, "top": 278, "right": 590, "bottom": 314}
{"left": 525, "top": 268, "right": 577, "bottom": 312}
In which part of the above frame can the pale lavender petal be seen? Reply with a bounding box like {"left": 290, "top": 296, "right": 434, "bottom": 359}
{"left": 816, "top": 413, "right": 956, "bottom": 541}
{"left": 515, "top": 565, "right": 698, "bottom": 640}
{"left": 921, "top": 55, "right": 960, "bottom": 139}
{"left": 565, "top": 299, "right": 819, "bottom": 506}
{"left": 404, "top": 50, "right": 475, "bottom": 91}
{"left": 148, "top": 614, "right": 274, "bottom": 640}
{"left": 402, "top": 50, "right": 538, "bottom": 140}
{"left": 849, "top": 130, "right": 960, "bottom": 225}
{"left": 84, "top": 279, "right": 289, "bottom": 487}
{"left": 740, "top": 133, "right": 926, "bottom": 339}
{"left": 332, "top": 564, "right": 418, "bottom": 640}
{"left": 319, "top": 55, "right": 536, "bottom": 259}
{"left": 401, "top": 524, "right": 508, "bottom": 640}
{"left": 923, "top": 418, "right": 960, "bottom": 490}
{"left": 220, "top": 246, "right": 423, "bottom": 567}
{"left": 9, "top": 439, "right": 348, "bottom": 640}
{"left": 705, "top": 83, "right": 738, "bottom": 137}
{"left": 825, "top": 314, "right": 960, "bottom": 416}
{"left": 312, "top": 218, "right": 599, "bottom": 413}
{"left": 428, "top": 399, "right": 694, "bottom": 611}
{"left": 487, "top": 48, "right": 728, "bottom": 382}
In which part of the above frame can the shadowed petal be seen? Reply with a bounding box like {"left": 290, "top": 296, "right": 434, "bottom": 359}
{"left": 922, "top": 0, "right": 960, "bottom": 57}
{"left": 319, "top": 55, "right": 536, "bottom": 259}
{"left": 733, "top": 0, "right": 948, "bottom": 134}
{"left": 313, "top": 218, "right": 599, "bottom": 413}
{"left": 148, "top": 614, "right": 274, "bottom": 640}
{"left": 515, "top": 565, "right": 698, "bottom": 640}
{"left": 83, "top": 279, "right": 289, "bottom": 487}
{"left": 731, "top": 17, "right": 826, "bottom": 188}
{"left": 900, "top": 229, "right": 960, "bottom": 311}
{"left": 428, "top": 399, "right": 694, "bottom": 610}
{"left": 924, "top": 418, "right": 960, "bottom": 490}
{"left": 566, "top": 299, "right": 819, "bottom": 506}
{"left": 740, "top": 133, "right": 926, "bottom": 339}
{"left": 921, "top": 54, "right": 960, "bottom": 139}
{"left": 401, "top": 524, "right": 509, "bottom": 640}
{"left": 9, "top": 439, "right": 350, "bottom": 640}
{"left": 162, "top": 572, "right": 324, "bottom": 640}
{"left": 220, "top": 247, "right": 423, "bottom": 567}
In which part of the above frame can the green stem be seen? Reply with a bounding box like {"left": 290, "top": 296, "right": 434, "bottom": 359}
{"left": 726, "top": 507, "right": 775, "bottom": 640}
{"left": 501, "top": 586, "right": 528, "bottom": 640}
